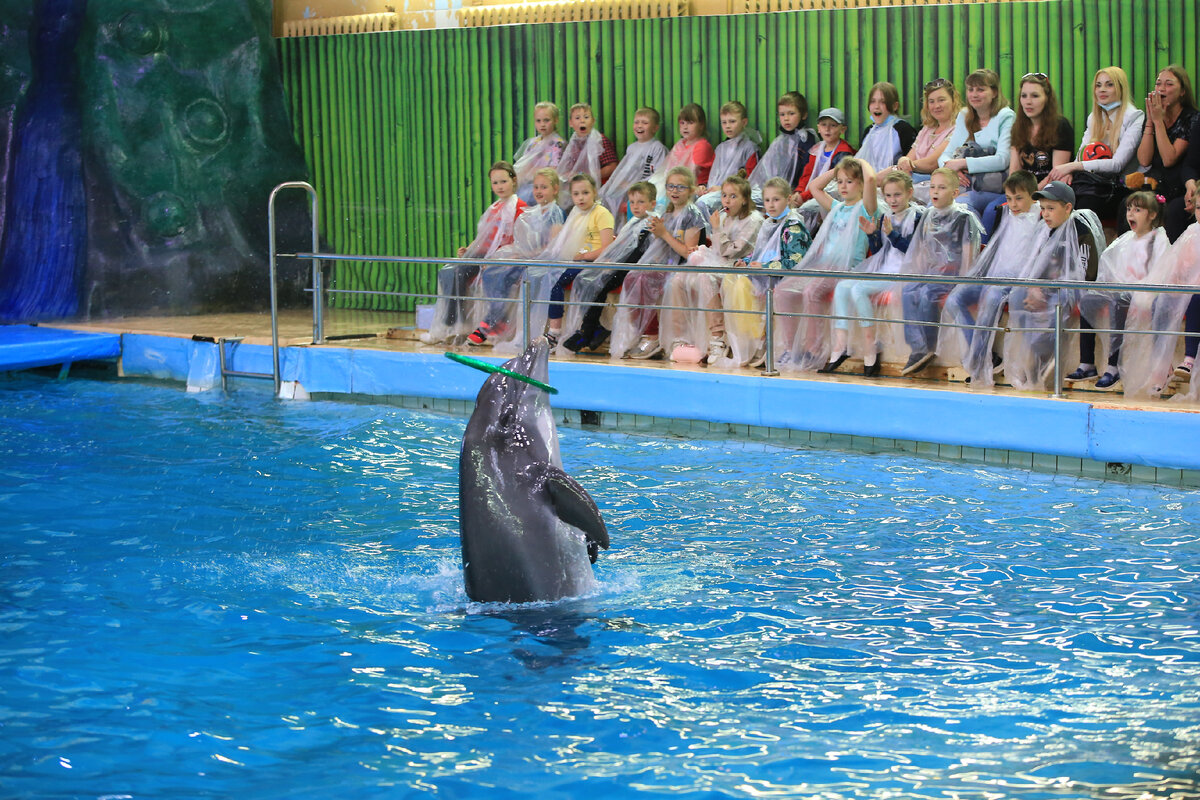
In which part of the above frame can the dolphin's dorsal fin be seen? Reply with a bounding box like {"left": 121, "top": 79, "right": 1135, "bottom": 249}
{"left": 542, "top": 466, "right": 609, "bottom": 564}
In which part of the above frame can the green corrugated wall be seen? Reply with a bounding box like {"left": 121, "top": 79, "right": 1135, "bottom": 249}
{"left": 277, "top": 0, "right": 1198, "bottom": 310}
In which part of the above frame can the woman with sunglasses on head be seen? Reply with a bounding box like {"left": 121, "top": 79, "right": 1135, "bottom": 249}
{"left": 884, "top": 78, "right": 962, "bottom": 195}
{"left": 1141, "top": 65, "right": 1199, "bottom": 242}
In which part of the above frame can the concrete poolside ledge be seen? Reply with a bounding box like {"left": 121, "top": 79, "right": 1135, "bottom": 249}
{"left": 105, "top": 331, "right": 1200, "bottom": 487}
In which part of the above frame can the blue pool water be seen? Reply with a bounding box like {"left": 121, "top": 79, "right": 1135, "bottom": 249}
{"left": 2, "top": 375, "right": 1199, "bottom": 799}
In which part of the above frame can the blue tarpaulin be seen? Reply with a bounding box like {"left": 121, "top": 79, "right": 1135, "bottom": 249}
{"left": 0, "top": 325, "right": 121, "bottom": 373}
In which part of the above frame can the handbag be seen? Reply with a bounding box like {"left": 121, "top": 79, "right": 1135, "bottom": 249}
{"left": 954, "top": 141, "right": 1008, "bottom": 194}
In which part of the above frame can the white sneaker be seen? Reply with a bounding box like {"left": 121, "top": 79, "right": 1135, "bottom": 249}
{"left": 706, "top": 338, "right": 728, "bottom": 363}
{"left": 629, "top": 336, "right": 663, "bottom": 360}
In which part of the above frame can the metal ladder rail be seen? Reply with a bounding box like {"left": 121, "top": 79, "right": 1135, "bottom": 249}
{"left": 219, "top": 181, "right": 321, "bottom": 395}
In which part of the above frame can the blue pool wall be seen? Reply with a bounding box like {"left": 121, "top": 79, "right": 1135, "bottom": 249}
{"left": 109, "top": 333, "right": 1200, "bottom": 484}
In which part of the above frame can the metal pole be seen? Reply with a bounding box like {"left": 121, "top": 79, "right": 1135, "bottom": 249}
{"left": 311, "top": 188, "right": 324, "bottom": 345}
{"left": 763, "top": 285, "right": 779, "bottom": 377}
{"left": 520, "top": 280, "right": 531, "bottom": 347}
{"left": 1052, "top": 302, "right": 1065, "bottom": 399}
{"left": 268, "top": 181, "right": 319, "bottom": 397}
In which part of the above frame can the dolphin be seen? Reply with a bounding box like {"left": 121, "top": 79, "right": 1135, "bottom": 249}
{"left": 458, "top": 338, "right": 609, "bottom": 603}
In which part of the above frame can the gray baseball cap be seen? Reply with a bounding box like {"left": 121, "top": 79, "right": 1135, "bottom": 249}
{"left": 1033, "top": 180, "right": 1075, "bottom": 206}
{"left": 816, "top": 107, "right": 846, "bottom": 126}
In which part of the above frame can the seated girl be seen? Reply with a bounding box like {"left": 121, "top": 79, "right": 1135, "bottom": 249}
{"left": 423, "top": 161, "right": 526, "bottom": 345}
{"left": 610, "top": 166, "right": 708, "bottom": 360}
{"left": 513, "top": 102, "right": 566, "bottom": 204}
{"left": 856, "top": 82, "right": 918, "bottom": 172}
{"left": 773, "top": 157, "right": 878, "bottom": 373}
{"left": 467, "top": 168, "right": 564, "bottom": 347}
{"left": 716, "top": 177, "right": 812, "bottom": 368}
{"left": 821, "top": 172, "right": 923, "bottom": 377}
{"left": 539, "top": 173, "right": 614, "bottom": 351}
{"left": 1122, "top": 200, "right": 1200, "bottom": 399}
{"left": 648, "top": 104, "right": 716, "bottom": 211}
{"left": 661, "top": 175, "right": 763, "bottom": 364}
{"left": 1076, "top": 192, "right": 1171, "bottom": 391}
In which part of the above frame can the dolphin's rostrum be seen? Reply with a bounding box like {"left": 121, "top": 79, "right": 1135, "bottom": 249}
{"left": 458, "top": 338, "right": 609, "bottom": 603}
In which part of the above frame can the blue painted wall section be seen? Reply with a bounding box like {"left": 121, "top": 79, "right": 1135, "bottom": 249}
{"left": 115, "top": 334, "right": 1200, "bottom": 473}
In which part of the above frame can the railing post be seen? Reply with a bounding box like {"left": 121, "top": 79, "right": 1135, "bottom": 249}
{"left": 1051, "top": 302, "right": 1065, "bottom": 399}
{"left": 268, "top": 180, "right": 320, "bottom": 397}
{"left": 520, "top": 280, "right": 531, "bottom": 347}
{"left": 763, "top": 284, "right": 779, "bottom": 377}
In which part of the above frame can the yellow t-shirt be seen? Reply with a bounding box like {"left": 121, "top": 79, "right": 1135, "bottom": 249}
{"left": 582, "top": 205, "right": 615, "bottom": 253}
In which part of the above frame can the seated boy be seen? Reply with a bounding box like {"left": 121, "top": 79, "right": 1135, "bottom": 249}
{"left": 942, "top": 171, "right": 1042, "bottom": 385}
{"left": 600, "top": 108, "right": 668, "bottom": 228}
{"left": 899, "top": 168, "right": 984, "bottom": 375}
{"left": 696, "top": 101, "right": 761, "bottom": 212}
{"left": 563, "top": 181, "right": 659, "bottom": 352}
{"left": 794, "top": 107, "right": 855, "bottom": 205}
{"left": 1003, "top": 180, "right": 1105, "bottom": 390}
{"left": 556, "top": 103, "right": 619, "bottom": 204}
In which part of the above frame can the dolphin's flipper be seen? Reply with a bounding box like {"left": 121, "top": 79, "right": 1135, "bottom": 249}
{"left": 543, "top": 466, "right": 609, "bottom": 563}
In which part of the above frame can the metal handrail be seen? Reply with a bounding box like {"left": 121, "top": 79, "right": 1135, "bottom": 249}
{"left": 266, "top": 181, "right": 321, "bottom": 396}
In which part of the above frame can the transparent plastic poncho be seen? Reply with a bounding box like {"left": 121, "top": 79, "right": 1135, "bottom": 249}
{"left": 661, "top": 210, "right": 764, "bottom": 353}
{"left": 856, "top": 115, "right": 904, "bottom": 171}
{"left": 715, "top": 209, "right": 800, "bottom": 367}
{"left": 1003, "top": 210, "right": 1106, "bottom": 391}
{"left": 696, "top": 133, "right": 761, "bottom": 212}
{"left": 939, "top": 204, "right": 1043, "bottom": 386}
{"left": 599, "top": 140, "right": 669, "bottom": 230}
{"left": 556, "top": 213, "right": 655, "bottom": 352}
{"left": 1120, "top": 222, "right": 1200, "bottom": 399}
{"left": 747, "top": 127, "right": 813, "bottom": 193}
{"left": 609, "top": 201, "right": 708, "bottom": 359}
{"left": 472, "top": 202, "right": 565, "bottom": 346}
{"left": 490, "top": 203, "right": 593, "bottom": 355}
{"left": 556, "top": 130, "right": 605, "bottom": 207}
{"left": 839, "top": 203, "right": 923, "bottom": 360}
{"left": 425, "top": 195, "right": 523, "bottom": 344}
{"left": 1078, "top": 227, "right": 1170, "bottom": 380}
{"left": 513, "top": 133, "right": 564, "bottom": 204}
{"left": 775, "top": 199, "right": 873, "bottom": 372}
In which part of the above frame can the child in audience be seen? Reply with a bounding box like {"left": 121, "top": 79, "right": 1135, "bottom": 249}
{"left": 822, "top": 171, "right": 923, "bottom": 376}
{"left": 1122, "top": 201, "right": 1200, "bottom": 398}
{"left": 716, "top": 177, "right": 813, "bottom": 368}
{"left": 774, "top": 157, "right": 878, "bottom": 372}
{"left": 942, "top": 171, "right": 1043, "bottom": 386}
{"left": 794, "top": 107, "right": 855, "bottom": 205}
{"left": 423, "top": 161, "right": 527, "bottom": 344}
{"left": 610, "top": 166, "right": 708, "bottom": 360}
{"left": 663, "top": 175, "right": 763, "bottom": 363}
{"left": 538, "top": 173, "right": 614, "bottom": 350}
{"left": 468, "top": 168, "right": 565, "bottom": 347}
{"left": 1004, "top": 181, "right": 1106, "bottom": 390}
{"left": 897, "top": 168, "right": 984, "bottom": 375}
{"left": 561, "top": 182, "right": 659, "bottom": 353}
{"left": 696, "top": 101, "right": 761, "bottom": 212}
{"left": 556, "top": 103, "right": 619, "bottom": 205}
{"left": 513, "top": 102, "right": 566, "bottom": 204}
{"left": 649, "top": 104, "right": 716, "bottom": 209}
{"left": 1075, "top": 192, "right": 1171, "bottom": 390}
{"left": 600, "top": 108, "right": 668, "bottom": 229}
{"left": 857, "top": 82, "right": 918, "bottom": 171}
{"left": 748, "top": 92, "right": 816, "bottom": 204}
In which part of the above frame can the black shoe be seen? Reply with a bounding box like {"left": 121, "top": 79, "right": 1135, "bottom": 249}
{"left": 817, "top": 353, "right": 850, "bottom": 374}
{"left": 1096, "top": 372, "right": 1120, "bottom": 390}
{"left": 863, "top": 360, "right": 881, "bottom": 377}
{"left": 901, "top": 352, "right": 935, "bottom": 376}
{"left": 587, "top": 325, "right": 611, "bottom": 351}
{"left": 1065, "top": 365, "right": 1099, "bottom": 382}
{"left": 562, "top": 330, "right": 590, "bottom": 353}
